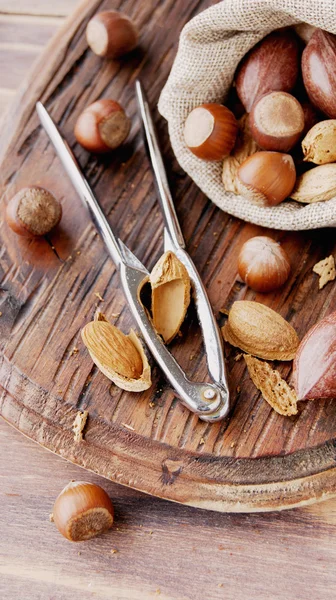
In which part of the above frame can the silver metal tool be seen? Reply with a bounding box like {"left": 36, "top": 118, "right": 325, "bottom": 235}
{"left": 36, "top": 88, "right": 230, "bottom": 421}
{"left": 135, "top": 81, "right": 230, "bottom": 421}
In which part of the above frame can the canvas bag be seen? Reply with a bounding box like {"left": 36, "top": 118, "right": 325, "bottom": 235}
{"left": 158, "top": 0, "right": 336, "bottom": 230}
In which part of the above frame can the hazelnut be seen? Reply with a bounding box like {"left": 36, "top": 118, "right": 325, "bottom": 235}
{"left": 86, "top": 10, "right": 138, "bottom": 59}
{"left": 249, "top": 92, "right": 304, "bottom": 152}
{"left": 53, "top": 481, "right": 114, "bottom": 542}
{"left": 6, "top": 186, "right": 62, "bottom": 237}
{"left": 238, "top": 236, "right": 291, "bottom": 293}
{"left": 238, "top": 151, "right": 296, "bottom": 206}
{"left": 74, "top": 99, "right": 131, "bottom": 153}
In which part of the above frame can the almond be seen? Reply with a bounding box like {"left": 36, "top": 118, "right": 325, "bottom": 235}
{"left": 290, "top": 163, "right": 336, "bottom": 203}
{"left": 302, "top": 120, "right": 336, "bottom": 164}
{"left": 222, "top": 301, "right": 299, "bottom": 361}
{"left": 81, "top": 312, "right": 151, "bottom": 392}
{"left": 150, "top": 251, "right": 190, "bottom": 343}
{"left": 293, "top": 310, "right": 336, "bottom": 401}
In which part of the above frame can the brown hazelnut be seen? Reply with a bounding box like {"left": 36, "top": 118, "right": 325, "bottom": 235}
{"left": 237, "top": 151, "right": 296, "bottom": 206}
{"left": 86, "top": 10, "right": 138, "bottom": 59}
{"left": 53, "top": 481, "right": 114, "bottom": 542}
{"left": 249, "top": 92, "right": 304, "bottom": 152}
{"left": 183, "top": 103, "right": 238, "bottom": 161}
{"left": 238, "top": 236, "right": 291, "bottom": 292}
{"left": 74, "top": 99, "right": 131, "bottom": 153}
{"left": 6, "top": 186, "right": 62, "bottom": 237}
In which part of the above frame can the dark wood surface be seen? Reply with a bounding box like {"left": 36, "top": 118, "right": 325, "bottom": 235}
{"left": 1, "top": 0, "right": 336, "bottom": 511}
{"left": 0, "top": 1, "right": 336, "bottom": 598}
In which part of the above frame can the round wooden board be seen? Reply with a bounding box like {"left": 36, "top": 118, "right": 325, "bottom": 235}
{"left": 1, "top": 0, "right": 336, "bottom": 513}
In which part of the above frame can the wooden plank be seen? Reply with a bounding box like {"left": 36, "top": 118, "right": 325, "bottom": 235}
{"left": 0, "top": 15, "right": 61, "bottom": 46}
{"left": 0, "top": 2, "right": 335, "bottom": 597}
{"left": 0, "top": 88, "right": 15, "bottom": 121}
{"left": 0, "top": 46, "right": 41, "bottom": 88}
{"left": 0, "top": 0, "right": 335, "bottom": 513}
{"left": 0, "top": 0, "right": 79, "bottom": 17}
{"left": 1, "top": 418, "right": 336, "bottom": 600}
{"left": 0, "top": 15, "right": 61, "bottom": 119}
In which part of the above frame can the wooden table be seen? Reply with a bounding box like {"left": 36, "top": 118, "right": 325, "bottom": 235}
{"left": 0, "top": 2, "right": 336, "bottom": 598}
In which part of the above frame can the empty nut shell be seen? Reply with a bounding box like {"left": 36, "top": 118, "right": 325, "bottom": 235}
{"left": 150, "top": 251, "right": 191, "bottom": 343}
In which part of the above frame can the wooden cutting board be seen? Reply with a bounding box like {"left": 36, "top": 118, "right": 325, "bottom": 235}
{"left": 1, "top": 0, "right": 336, "bottom": 513}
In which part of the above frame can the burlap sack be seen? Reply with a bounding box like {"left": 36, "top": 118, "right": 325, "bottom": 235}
{"left": 158, "top": 0, "right": 336, "bottom": 230}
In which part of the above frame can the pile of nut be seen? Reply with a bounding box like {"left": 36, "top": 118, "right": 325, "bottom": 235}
{"left": 223, "top": 301, "right": 336, "bottom": 417}
{"left": 183, "top": 26, "right": 336, "bottom": 206}
{"left": 3, "top": 9, "right": 334, "bottom": 544}
{"left": 5, "top": 13, "right": 335, "bottom": 414}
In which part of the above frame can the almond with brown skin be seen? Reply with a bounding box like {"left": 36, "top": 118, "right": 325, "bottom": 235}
{"left": 235, "top": 30, "right": 300, "bottom": 112}
{"left": 302, "top": 29, "right": 336, "bottom": 118}
{"left": 293, "top": 310, "right": 336, "bottom": 401}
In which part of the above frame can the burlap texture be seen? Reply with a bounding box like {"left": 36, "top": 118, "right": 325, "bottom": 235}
{"left": 158, "top": 0, "right": 336, "bottom": 230}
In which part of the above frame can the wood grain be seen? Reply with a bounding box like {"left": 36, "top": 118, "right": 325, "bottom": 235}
{"left": 0, "top": 14, "right": 61, "bottom": 46}
{"left": 0, "top": 0, "right": 78, "bottom": 17}
{"left": 1, "top": 418, "right": 336, "bottom": 600}
{"left": 0, "top": 14, "right": 62, "bottom": 122}
{"left": 0, "top": 0, "right": 335, "bottom": 512}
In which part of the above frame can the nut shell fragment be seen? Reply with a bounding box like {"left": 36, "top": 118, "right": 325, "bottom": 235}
{"left": 150, "top": 251, "right": 190, "bottom": 343}
{"left": 72, "top": 410, "right": 89, "bottom": 442}
{"left": 244, "top": 355, "right": 298, "bottom": 416}
{"left": 222, "top": 301, "right": 299, "bottom": 361}
{"left": 312, "top": 255, "right": 336, "bottom": 289}
{"left": 81, "top": 313, "right": 151, "bottom": 392}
